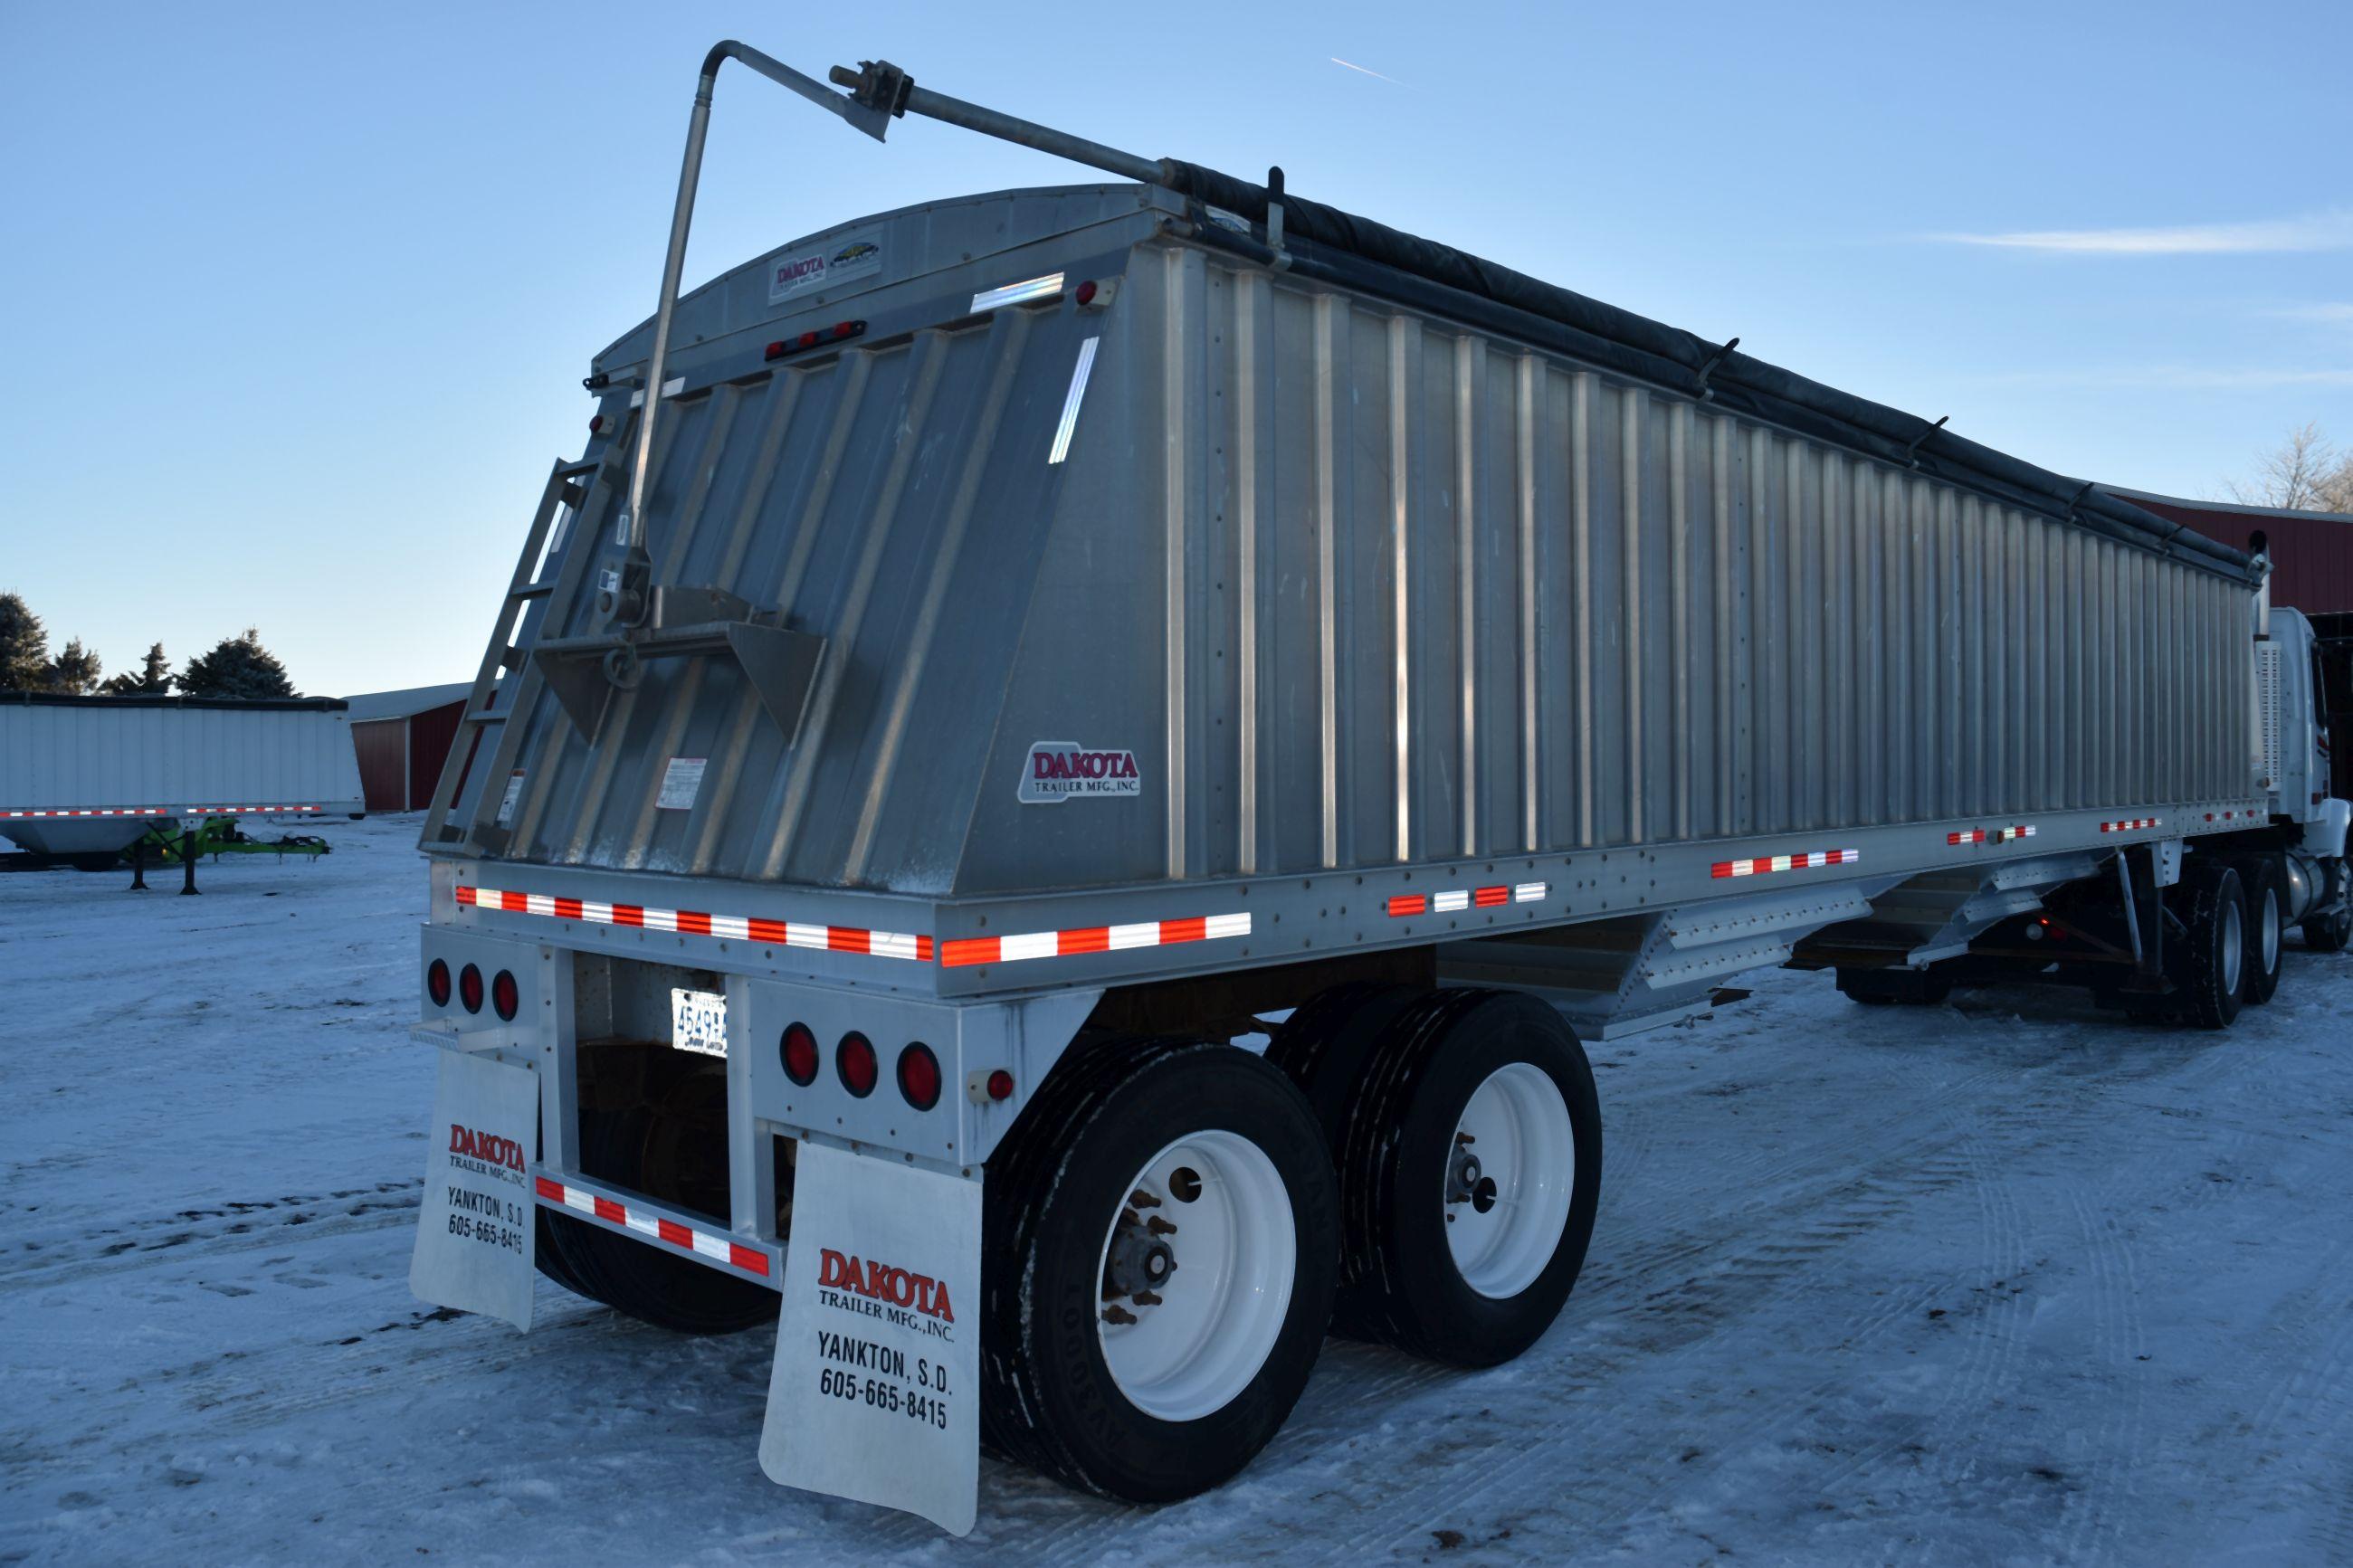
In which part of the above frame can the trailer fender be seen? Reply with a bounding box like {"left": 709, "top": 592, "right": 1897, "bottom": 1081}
{"left": 408, "top": 1046, "right": 540, "bottom": 1332}
{"left": 760, "top": 1141, "right": 982, "bottom": 1535}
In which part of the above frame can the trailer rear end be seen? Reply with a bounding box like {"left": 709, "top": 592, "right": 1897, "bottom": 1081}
{"left": 404, "top": 42, "right": 2350, "bottom": 1534}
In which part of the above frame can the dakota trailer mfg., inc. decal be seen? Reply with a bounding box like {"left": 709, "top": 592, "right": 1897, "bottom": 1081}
{"left": 767, "top": 231, "right": 884, "bottom": 303}
{"left": 1018, "top": 741, "right": 1141, "bottom": 803}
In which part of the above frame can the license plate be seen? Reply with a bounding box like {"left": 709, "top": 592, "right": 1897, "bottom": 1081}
{"left": 670, "top": 987, "right": 729, "bottom": 1058}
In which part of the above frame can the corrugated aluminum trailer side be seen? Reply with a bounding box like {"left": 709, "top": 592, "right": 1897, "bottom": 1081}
{"left": 0, "top": 693, "right": 365, "bottom": 855}
{"left": 405, "top": 43, "right": 2338, "bottom": 1537}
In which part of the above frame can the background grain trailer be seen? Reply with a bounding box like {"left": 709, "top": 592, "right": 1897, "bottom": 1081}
{"left": 404, "top": 43, "right": 2351, "bottom": 1535}
{"left": 0, "top": 692, "right": 365, "bottom": 868}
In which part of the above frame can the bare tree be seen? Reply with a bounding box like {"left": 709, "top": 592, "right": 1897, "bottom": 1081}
{"left": 2230, "top": 423, "right": 2353, "bottom": 512}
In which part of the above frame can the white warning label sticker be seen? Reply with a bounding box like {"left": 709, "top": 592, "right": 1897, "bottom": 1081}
{"left": 656, "top": 755, "right": 706, "bottom": 811}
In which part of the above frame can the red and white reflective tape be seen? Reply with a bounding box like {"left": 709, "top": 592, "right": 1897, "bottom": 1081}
{"left": 1711, "top": 848, "right": 1860, "bottom": 879}
{"left": 534, "top": 1176, "right": 770, "bottom": 1278}
{"left": 940, "top": 912, "right": 1251, "bottom": 968}
{"left": 1386, "top": 881, "right": 1550, "bottom": 918}
{"left": 1, "top": 807, "right": 167, "bottom": 819}
{"left": 185, "top": 805, "right": 325, "bottom": 815}
{"left": 455, "top": 884, "right": 932, "bottom": 963}
{"left": 2203, "top": 811, "right": 2252, "bottom": 822}
{"left": 2099, "top": 817, "right": 2161, "bottom": 833}
{"left": 1948, "top": 825, "right": 2036, "bottom": 846}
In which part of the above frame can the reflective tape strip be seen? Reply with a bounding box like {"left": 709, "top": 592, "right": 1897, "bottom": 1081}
{"left": 1948, "top": 824, "right": 2036, "bottom": 846}
{"left": 1710, "top": 848, "right": 1862, "bottom": 879}
{"left": 1, "top": 807, "right": 168, "bottom": 818}
{"left": 182, "top": 805, "right": 325, "bottom": 815}
{"left": 939, "top": 911, "right": 1252, "bottom": 968}
{"left": 2099, "top": 817, "right": 2162, "bottom": 833}
{"left": 533, "top": 1176, "right": 769, "bottom": 1278}
{"left": 1388, "top": 882, "right": 1548, "bottom": 919}
{"left": 2203, "top": 811, "right": 2251, "bottom": 822}
{"left": 456, "top": 885, "right": 932, "bottom": 963}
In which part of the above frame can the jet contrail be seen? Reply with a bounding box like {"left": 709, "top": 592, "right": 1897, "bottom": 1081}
{"left": 1330, "top": 57, "right": 1410, "bottom": 88}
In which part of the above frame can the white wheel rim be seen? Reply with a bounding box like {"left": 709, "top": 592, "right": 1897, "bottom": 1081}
{"left": 1093, "top": 1130, "right": 1295, "bottom": 1422}
{"left": 2261, "top": 888, "right": 2281, "bottom": 972}
{"left": 1445, "top": 1063, "right": 1577, "bottom": 1299}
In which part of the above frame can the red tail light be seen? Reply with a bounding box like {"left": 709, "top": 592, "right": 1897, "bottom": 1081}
{"left": 986, "top": 1069, "right": 1015, "bottom": 1102}
{"left": 781, "top": 1022, "right": 819, "bottom": 1086}
{"left": 897, "top": 1042, "right": 941, "bottom": 1111}
{"left": 837, "top": 1031, "right": 878, "bottom": 1098}
{"left": 458, "top": 964, "right": 484, "bottom": 1014}
{"left": 491, "top": 970, "right": 519, "bottom": 1022}
{"left": 426, "top": 959, "right": 452, "bottom": 1008}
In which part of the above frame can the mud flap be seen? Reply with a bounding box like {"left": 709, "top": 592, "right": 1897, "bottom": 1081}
{"left": 759, "top": 1143, "right": 981, "bottom": 1535}
{"left": 407, "top": 1050, "right": 538, "bottom": 1332}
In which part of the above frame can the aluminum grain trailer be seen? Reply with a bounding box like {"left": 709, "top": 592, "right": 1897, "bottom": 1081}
{"left": 403, "top": 43, "right": 2351, "bottom": 1534}
{"left": 1, "top": 693, "right": 365, "bottom": 863}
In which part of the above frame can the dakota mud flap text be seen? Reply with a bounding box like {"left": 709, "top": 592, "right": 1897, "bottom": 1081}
{"left": 408, "top": 1050, "right": 538, "bottom": 1332}
{"left": 760, "top": 1144, "right": 981, "bottom": 1535}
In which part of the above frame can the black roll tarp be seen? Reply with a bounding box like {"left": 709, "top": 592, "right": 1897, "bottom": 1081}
{"left": 1156, "top": 159, "right": 2252, "bottom": 582}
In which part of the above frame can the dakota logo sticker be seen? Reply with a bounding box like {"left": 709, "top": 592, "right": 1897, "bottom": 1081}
{"left": 1017, "top": 741, "right": 1141, "bottom": 803}
{"left": 767, "top": 231, "right": 885, "bottom": 303}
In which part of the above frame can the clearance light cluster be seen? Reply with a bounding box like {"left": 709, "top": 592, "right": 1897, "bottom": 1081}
{"left": 765, "top": 319, "right": 865, "bottom": 361}
{"left": 780, "top": 1022, "right": 941, "bottom": 1113}
{"left": 1387, "top": 882, "right": 1549, "bottom": 918}
{"left": 425, "top": 958, "right": 519, "bottom": 1022}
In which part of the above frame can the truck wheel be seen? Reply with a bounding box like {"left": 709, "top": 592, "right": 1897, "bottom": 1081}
{"left": 980, "top": 1038, "right": 1337, "bottom": 1504}
{"left": 2171, "top": 860, "right": 2248, "bottom": 1031}
{"left": 1835, "top": 966, "right": 1954, "bottom": 1006}
{"left": 538, "top": 1079, "right": 779, "bottom": 1335}
{"left": 2305, "top": 864, "right": 2352, "bottom": 952}
{"left": 2233, "top": 857, "right": 2286, "bottom": 1004}
{"left": 1321, "top": 990, "right": 1601, "bottom": 1367}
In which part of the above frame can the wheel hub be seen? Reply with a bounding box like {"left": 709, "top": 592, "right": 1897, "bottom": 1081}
{"left": 1443, "top": 1062, "right": 1577, "bottom": 1299}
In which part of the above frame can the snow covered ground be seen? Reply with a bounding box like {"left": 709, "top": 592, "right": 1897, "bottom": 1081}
{"left": 2, "top": 815, "right": 2349, "bottom": 1565}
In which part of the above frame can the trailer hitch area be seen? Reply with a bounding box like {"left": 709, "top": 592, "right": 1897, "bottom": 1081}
{"left": 532, "top": 584, "right": 824, "bottom": 746}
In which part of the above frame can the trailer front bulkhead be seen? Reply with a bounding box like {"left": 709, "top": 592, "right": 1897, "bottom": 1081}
{"left": 404, "top": 43, "right": 2352, "bottom": 1535}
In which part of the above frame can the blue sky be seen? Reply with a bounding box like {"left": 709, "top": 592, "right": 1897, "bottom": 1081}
{"left": 3, "top": 2, "right": 2347, "bottom": 697}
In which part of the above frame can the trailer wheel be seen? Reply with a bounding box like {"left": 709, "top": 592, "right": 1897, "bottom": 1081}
{"left": 2233, "top": 857, "right": 2286, "bottom": 1005}
{"left": 538, "top": 1078, "right": 779, "bottom": 1335}
{"left": 980, "top": 1037, "right": 1337, "bottom": 1504}
{"left": 1264, "top": 982, "right": 1424, "bottom": 1156}
{"left": 2171, "top": 860, "right": 2248, "bottom": 1031}
{"left": 1318, "top": 990, "right": 1601, "bottom": 1367}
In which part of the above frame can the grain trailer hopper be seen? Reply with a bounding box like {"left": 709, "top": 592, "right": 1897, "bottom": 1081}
{"left": 405, "top": 43, "right": 2351, "bottom": 1534}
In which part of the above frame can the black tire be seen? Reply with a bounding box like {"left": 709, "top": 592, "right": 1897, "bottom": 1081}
{"left": 2305, "top": 864, "right": 2352, "bottom": 952}
{"left": 981, "top": 1037, "right": 1338, "bottom": 1504}
{"left": 1264, "top": 982, "right": 1425, "bottom": 1156}
{"left": 1318, "top": 989, "right": 1603, "bottom": 1367}
{"left": 2172, "top": 860, "right": 2248, "bottom": 1031}
{"left": 2234, "top": 857, "right": 2286, "bottom": 1005}
{"left": 1835, "top": 967, "right": 1954, "bottom": 1006}
{"left": 538, "top": 1074, "right": 779, "bottom": 1335}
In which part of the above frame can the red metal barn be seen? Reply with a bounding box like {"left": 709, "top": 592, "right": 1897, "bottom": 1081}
{"left": 2105, "top": 488, "right": 2353, "bottom": 614}
{"left": 344, "top": 683, "right": 472, "bottom": 813}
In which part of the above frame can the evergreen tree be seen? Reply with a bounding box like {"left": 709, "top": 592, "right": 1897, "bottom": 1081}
{"left": 0, "top": 592, "right": 48, "bottom": 691}
{"left": 178, "top": 627, "right": 298, "bottom": 698}
{"left": 45, "top": 637, "right": 103, "bottom": 694}
{"left": 100, "top": 641, "right": 174, "bottom": 695}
